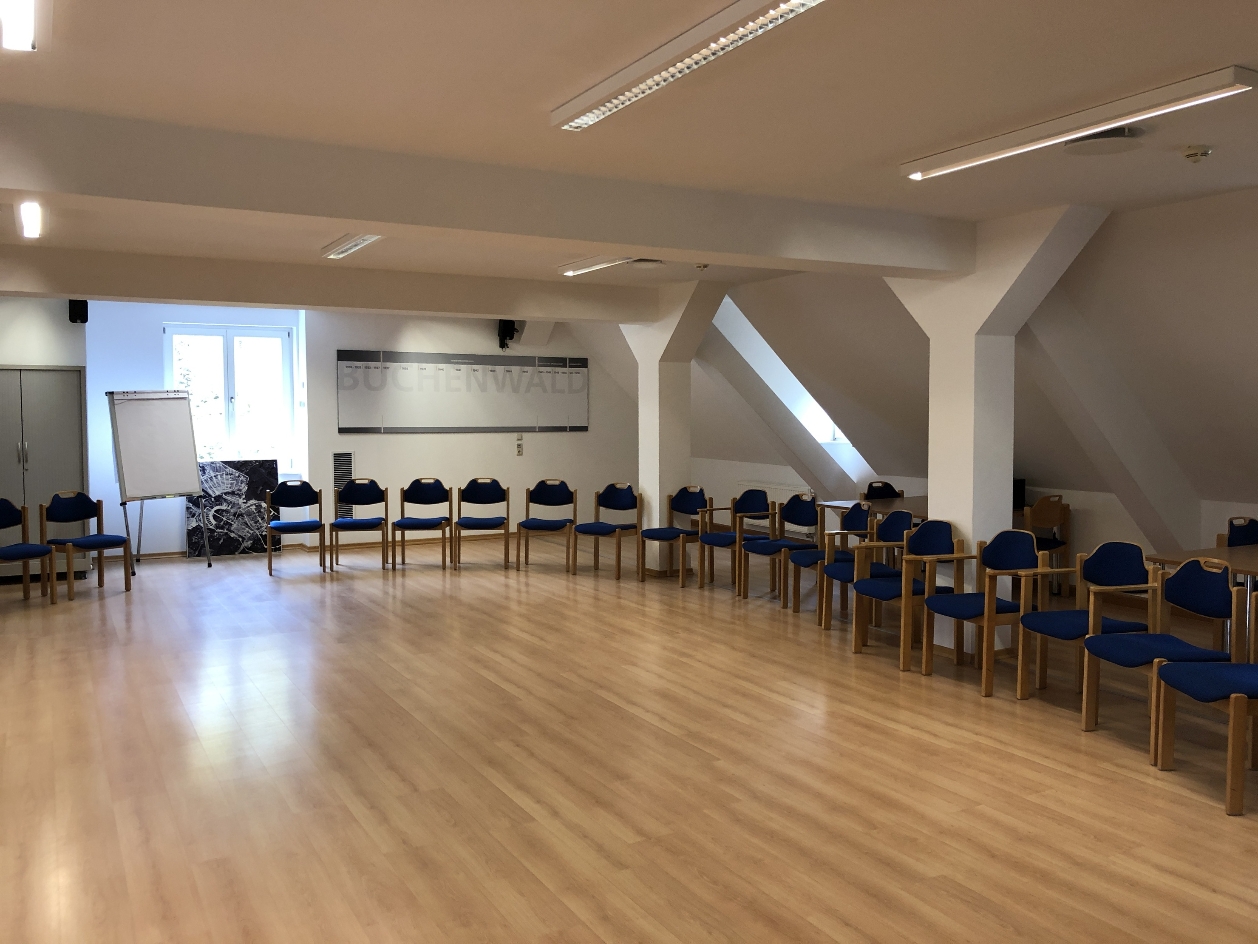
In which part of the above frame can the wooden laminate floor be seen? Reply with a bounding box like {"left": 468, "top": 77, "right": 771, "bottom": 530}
{"left": 3, "top": 538, "right": 1257, "bottom": 944}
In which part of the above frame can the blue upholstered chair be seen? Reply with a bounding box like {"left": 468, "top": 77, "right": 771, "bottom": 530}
{"left": 1017, "top": 542, "right": 1151, "bottom": 702}
{"left": 1084, "top": 558, "right": 1239, "bottom": 743}
{"left": 851, "top": 519, "right": 964, "bottom": 670}
{"left": 454, "top": 478, "right": 510, "bottom": 570}
{"left": 517, "top": 480, "right": 576, "bottom": 572}
{"left": 821, "top": 509, "right": 912, "bottom": 630}
{"left": 39, "top": 491, "right": 132, "bottom": 599}
{"left": 638, "top": 486, "right": 708, "bottom": 587}
{"left": 1155, "top": 618, "right": 1258, "bottom": 814}
{"left": 696, "top": 489, "right": 770, "bottom": 591}
{"left": 330, "top": 478, "right": 389, "bottom": 571}
{"left": 740, "top": 494, "right": 817, "bottom": 606}
{"left": 1223, "top": 517, "right": 1258, "bottom": 548}
{"left": 1024, "top": 494, "right": 1070, "bottom": 592}
{"left": 862, "top": 481, "right": 903, "bottom": 501}
{"left": 923, "top": 530, "right": 1042, "bottom": 696}
{"left": 573, "top": 484, "right": 641, "bottom": 579}
{"left": 392, "top": 478, "right": 452, "bottom": 570}
{"left": 0, "top": 498, "right": 56, "bottom": 604}
{"left": 800, "top": 501, "right": 872, "bottom": 622}
{"left": 265, "top": 480, "right": 325, "bottom": 575}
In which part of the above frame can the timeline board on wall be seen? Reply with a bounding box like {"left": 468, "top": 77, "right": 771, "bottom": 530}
{"left": 336, "top": 350, "right": 589, "bottom": 434}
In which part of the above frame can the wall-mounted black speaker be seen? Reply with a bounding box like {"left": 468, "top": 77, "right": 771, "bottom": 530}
{"left": 497, "top": 318, "right": 518, "bottom": 350}
{"left": 68, "top": 299, "right": 89, "bottom": 324}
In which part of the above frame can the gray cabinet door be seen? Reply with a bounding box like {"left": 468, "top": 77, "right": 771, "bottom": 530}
{"left": 0, "top": 370, "right": 23, "bottom": 508}
{"left": 20, "top": 369, "right": 85, "bottom": 508}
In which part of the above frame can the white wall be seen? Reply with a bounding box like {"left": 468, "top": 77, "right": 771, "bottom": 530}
{"left": 85, "top": 302, "right": 302, "bottom": 554}
{"left": 1025, "top": 486, "right": 1150, "bottom": 557}
{"left": 0, "top": 297, "right": 85, "bottom": 366}
{"left": 305, "top": 311, "right": 636, "bottom": 545}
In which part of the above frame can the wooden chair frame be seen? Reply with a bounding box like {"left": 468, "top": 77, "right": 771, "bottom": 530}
{"left": 454, "top": 480, "right": 511, "bottom": 570}
{"left": 572, "top": 485, "right": 642, "bottom": 580}
{"left": 1024, "top": 494, "right": 1071, "bottom": 593}
{"left": 638, "top": 488, "right": 710, "bottom": 587}
{"left": 391, "top": 481, "right": 453, "bottom": 571}
{"left": 1017, "top": 549, "right": 1154, "bottom": 703}
{"left": 516, "top": 481, "right": 577, "bottom": 573}
{"left": 771, "top": 495, "right": 819, "bottom": 611}
{"left": 40, "top": 492, "right": 132, "bottom": 600}
{"left": 2, "top": 503, "right": 56, "bottom": 604}
{"left": 330, "top": 479, "right": 389, "bottom": 572}
{"left": 814, "top": 503, "right": 875, "bottom": 626}
{"left": 1085, "top": 559, "right": 1242, "bottom": 743}
{"left": 1155, "top": 591, "right": 1258, "bottom": 815}
{"left": 697, "top": 496, "right": 770, "bottom": 592}
{"left": 832, "top": 514, "right": 908, "bottom": 635}
{"left": 265, "top": 484, "right": 325, "bottom": 575}
{"left": 738, "top": 501, "right": 786, "bottom": 599}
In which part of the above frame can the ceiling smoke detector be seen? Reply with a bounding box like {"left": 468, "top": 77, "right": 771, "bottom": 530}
{"left": 1063, "top": 125, "right": 1144, "bottom": 155}
{"left": 1182, "top": 144, "right": 1213, "bottom": 163}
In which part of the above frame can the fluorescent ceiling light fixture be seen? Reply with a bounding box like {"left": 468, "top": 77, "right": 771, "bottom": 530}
{"left": 18, "top": 200, "right": 41, "bottom": 238}
{"left": 902, "top": 66, "right": 1257, "bottom": 180}
{"left": 0, "top": 0, "right": 36, "bottom": 50}
{"left": 553, "top": 0, "right": 826, "bottom": 131}
{"left": 559, "top": 256, "right": 634, "bottom": 277}
{"left": 321, "top": 234, "right": 381, "bottom": 259}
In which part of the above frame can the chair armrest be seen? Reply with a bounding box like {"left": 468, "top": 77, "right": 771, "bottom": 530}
{"left": 857, "top": 540, "right": 907, "bottom": 550}
{"left": 698, "top": 505, "right": 732, "bottom": 517}
{"left": 734, "top": 511, "right": 771, "bottom": 520}
{"left": 1089, "top": 583, "right": 1156, "bottom": 595}
{"left": 904, "top": 553, "right": 977, "bottom": 564}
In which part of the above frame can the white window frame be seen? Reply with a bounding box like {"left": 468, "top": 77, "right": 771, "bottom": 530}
{"left": 163, "top": 323, "right": 297, "bottom": 471}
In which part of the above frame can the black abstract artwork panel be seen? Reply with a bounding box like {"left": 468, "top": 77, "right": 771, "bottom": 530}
{"left": 186, "top": 460, "right": 279, "bottom": 557}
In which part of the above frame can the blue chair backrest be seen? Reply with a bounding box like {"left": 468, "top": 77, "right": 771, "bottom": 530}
{"left": 841, "top": 503, "right": 870, "bottom": 532}
{"left": 46, "top": 492, "right": 97, "bottom": 523}
{"left": 779, "top": 494, "right": 817, "bottom": 529}
{"left": 0, "top": 498, "right": 21, "bottom": 531}
{"left": 671, "top": 487, "right": 707, "bottom": 516}
{"left": 598, "top": 484, "right": 637, "bottom": 511}
{"left": 1227, "top": 517, "right": 1258, "bottom": 547}
{"left": 876, "top": 510, "right": 913, "bottom": 542}
{"left": 907, "top": 520, "right": 953, "bottom": 556}
{"left": 981, "top": 530, "right": 1038, "bottom": 571}
{"left": 1081, "top": 541, "right": 1147, "bottom": 587}
{"left": 463, "top": 478, "right": 506, "bottom": 505}
{"left": 271, "top": 480, "right": 319, "bottom": 509}
{"left": 1165, "top": 559, "right": 1233, "bottom": 620}
{"left": 340, "top": 479, "right": 385, "bottom": 506}
{"left": 530, "top": 480, "right": 573, "bottom": 506}
{"left": 864, "top": 481, "right": 899, "bottom": 500}
{"left": 734, "top": 489, "right": 770, "bottom": 516}
{"left": 403, "top": 479, "right": 447, "bottom": 506}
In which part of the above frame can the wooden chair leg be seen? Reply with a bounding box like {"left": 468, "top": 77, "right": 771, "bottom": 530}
{"left": 593, "top": 535, "right": 600, "bottom": 572}
{"left": 45, "top": 555, "right": 57, "bottom": 604}
{"left": 516, "top": 527, "right": 523, "bottom": 571}
{"left": 1082, "top": 651, "right": 1101, "bottom": 731}
{"left": 1035, "top": 636, "right": 1048, "bottom": 690}
{"left": 781, "top": 552, "right": 791, "bottom": 609}
{"left": 614, "top": 532, "right": 622, "bottom": 580}
{"left": 122, "top": 541, "right": 133, "bottom": 591}
{"left": 840, "top": 582, "right": 848, "bottom": 617}
{"left": 1148, "top": 662, "right": 1163, "bottom": 765}
{"left": 922, "top": 606, "right": 935, "bottom": 676}
{"left": 1226, "top": 695, "right": 1248, "bottom": 815}
{"left": 1156, "top": 677, "right": 1176, "bottom": 770}
{"left": 853, "top": 593, "right": 867, "bottom": 654}
{"left": 953, "top": 620, "right": 964, "bottom": 665}
{"left": 381, "top": 529, "right": 387, "bottom": 570}
{"left": 980, "top": 619, "right": 996, "bottom": 697}
{"left": 504, "top": 527, "right": 510, "bottom": 570}
{"left": 638, "top": 539, "right": 646, "bottom": 582}
{"left": 402, "top": 528, "right": 408, "bottom": 566}
{"left": 698, "top": 540, "right": 707, "bottom": 589}
{"left": 96, "top": 548, "right": 104, "bottom": 588}
{"left": 899, "top": 599, "right": 914, "bottom": 671}
{"left": 1016, "top": 626, "right": 1030, "bottom": 700}
{"left": 65, "top": 546, "right": 75, "bottom": 600}
{"left": 1252, "top": 708, "right": 1258, "bottom": 773}
{"left": 1075, "top": 648, "right": 1085, "bottom": 694}
{"left": 678, "top": 539, "right": 688, "bottom": 588}
{"left": 319, "top": 529, "right": 326, "bottom": 571}
{"left": 820, "top": 573, "right": 832, "bottom": 629}
{"left": 792, "top": 562, "right": 801, "bottom": 613}
{"left": 20, "top": 559, "right": 31, "bottom": 599}
{"left": 441, "top": 529, "right": 447, "bottom": 570}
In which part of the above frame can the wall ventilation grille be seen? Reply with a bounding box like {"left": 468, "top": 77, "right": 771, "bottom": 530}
{"left": 333, "top": 452, "right": 353, "bottom": 518}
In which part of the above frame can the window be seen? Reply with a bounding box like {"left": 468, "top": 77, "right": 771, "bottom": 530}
{"left": 165, "top": 324, "right": 296, "bottom": 470}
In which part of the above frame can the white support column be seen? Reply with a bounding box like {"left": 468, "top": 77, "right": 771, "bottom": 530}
{"left": 886, "top": 205, "right": 1108, "bottom": 547}
{"left": 622, "top": 282, "right": 729, "bottom": 572}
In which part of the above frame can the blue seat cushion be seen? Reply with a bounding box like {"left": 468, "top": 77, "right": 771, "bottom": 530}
{"left": 699, "top": 531, "right": 737, "bottom": 548}
{"left": 1035, "top": 536, "right": 1067, "bottom": 552}
{"left": 641, "top": 527, "right": 698, "bottom": 541}
{"left": 1084, "top": 633, "right": 1229, "bottom": 668}
{"left": 269, "top": 519, "right": 323, "bottom": 534}
{"left": 332, "top": 516, "right": 385, "bottom": 531}
{"left": 1159, "top": 663, "right": 1258, "bottom": 703}
{"left": 1020, "top": 609, "right": 1147, "bottom": 641}
{"left": 519, "top": 517, "right": 572, "bottom": 532}
{"left": 575, "top": 521, "right": 622, "bottom": 537}
{"left": 457, "top": 516, "right": 507, "bottom": 530}
{"left": 855, "top": 577, "right": 957, "bottom": 601}
{"left": 49, "top": 533, "right": 128, "bottom": 551}
{"left": 0, "top": 542, "right": 53, "bottom": 561}
{"left": 394, "top": 516, "right": 448, "bottom": 531}
{"left": 745, "top": 539, "right": 816, "bottom": 557}
{"left": 823, "top": 560, "right": 899, "bottom": 583}
{"left": 925, "top": 592, "right": 1018, "bottom": 621}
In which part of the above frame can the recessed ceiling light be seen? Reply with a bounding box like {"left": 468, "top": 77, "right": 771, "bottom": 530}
{"left": 321, "top": 234, "right": 381, "bottom": 259}
{"left": 559, "top": 256, "right": 634, "bottom": 277}
{"left": 18, "top": 200, "right": 41, "bottom": 238}
{"left": 553, "top": 0, "right": 827, "bottom": 131}
{"left": 902, "top": 66, "right": 1256, "bottom": 180}
{"left": 1062, "top": 126, "right": 1144, "bottom": 156}
{"left": 0, "top": 0, "right": 36, "bottom": 50}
